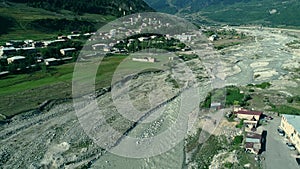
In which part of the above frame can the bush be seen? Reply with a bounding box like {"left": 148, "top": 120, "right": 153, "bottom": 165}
{"left": 233, "top": 135, "right": 243, "bottom": 145}
{"left": 236, "top": 119, "right": 244, "bottom": 129}
{"left": 254, "top": 82, "right": 271, "bottom": 89}
{"left": 287, "top": 96, "right": 300, "bottom": 103}
{"left": 224, "top": 162, "right": 234, "bottom": 168}
{"left": 225, "top": 86, "right": 244, "bottom": 106}
{"left": 249, "top": 89, "right": 255, "bottom": 92}
{"left": 201, "top": 92, "right": 212, "bottom": 108}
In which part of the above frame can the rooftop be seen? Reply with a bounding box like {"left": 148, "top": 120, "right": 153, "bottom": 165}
{"left": 282, "top": 114, "right": 300, "bottom": 134}
{"left": 246, "top": 132, "right": 262, "bottom": 139}
{"left": 8, "top": 56, "right": 26, "bottom": 60}
{"left": 44, "top": 58, "right": 58, "bottom": 62}
{"left": 236, "top": 110, "right": 262, "bottom": 116}
{"left": 211, "top": 102, "right": 222, "bottom": 107}
{"left": 60, "top": 48, "right": 76, "bottom": 51}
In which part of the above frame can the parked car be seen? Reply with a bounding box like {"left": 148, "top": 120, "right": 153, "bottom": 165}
{"left": 286, "top": 143, "right": 296, "bottom": 150}
{"left": 277, "top": 128, "right": 285, "bottom": 136}
{"left": 265, "top": 116, "right": 273, "bottom": 120}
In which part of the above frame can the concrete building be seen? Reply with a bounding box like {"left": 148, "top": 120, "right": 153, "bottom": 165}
{"left": 210, "top": 102, "right": 222, "bottom": 111}
{"left": 235, "top": 110, "right": 262, "bottom": 129}
{"left": 280, "top": 114, "right": 300, "bottom": 152}
{"left": 245, "top": 132, "right": 262, "bottom": 154}
{"left": 7, "top": 56, "right": 26, "bottom": 64}
{"left": 132, "top": 57, "right": 156, "bottom": 63}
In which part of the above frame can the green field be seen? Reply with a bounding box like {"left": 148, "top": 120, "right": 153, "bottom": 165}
{"left": 0, "top": 56, "right": 126, "bottom": 117}
{"left": 0, "top": 53, "right": 171, "bottom": 118}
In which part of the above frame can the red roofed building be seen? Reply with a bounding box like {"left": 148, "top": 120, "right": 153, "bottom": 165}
{"left": 235, "top": 110, "right": 263, "bottom": 129}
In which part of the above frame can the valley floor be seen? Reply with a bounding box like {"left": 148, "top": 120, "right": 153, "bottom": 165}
{"left": 1, "top": 26, "right": 300, "bottom": 168}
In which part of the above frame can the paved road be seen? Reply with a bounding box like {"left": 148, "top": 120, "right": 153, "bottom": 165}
{"left": 262, "top": 116, "right": 299, "bottom": 169}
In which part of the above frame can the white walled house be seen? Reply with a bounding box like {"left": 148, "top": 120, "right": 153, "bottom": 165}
{"left": 7, "top": 56, "right": 26, "bottom": 64}
{"left": 60, "top": 48, "right": 76, "bottom": 56}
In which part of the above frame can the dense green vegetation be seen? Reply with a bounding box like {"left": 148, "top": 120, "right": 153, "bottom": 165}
{"left": 247, "top": 82, "right": 272, "bottom": 89}
{"left": 271, "top": 105, "right": 300, "bottom": 115}
{"left": 0, "top": 15, "right": 15, "bottom": 34}
{"left": 0, "top": 0, "right": 152, "bottom": 41}
{"left": 6, "top": 0, "right": 153, "bottom": 16}
{"left": 201, "top": 92, "right": 212, "bottom": 108}
{"left": 235, "top": 119, "right": 244, "bottom": 129}
{"left": 0, "top": 3, "right": 115, "bottom": 42}
{"left": 225, "top": 86, "right": 251, "bottom": 106}
{"left": 287, "top": 96, "right": 300, "bottom": 103}
{"left": 145, "top": 0, "right": 252, "bottom": 14}
{"left": 232, "top": 135, "right": 243, "bottom": 146}
{"left": 145, "top": 0, "right": 300, "bottom": 27}
{"left": 30, "top": 18, "right": 96, "bottom": 33}
{"left": 200, "top": 86, "right": 252, "bottom": 108}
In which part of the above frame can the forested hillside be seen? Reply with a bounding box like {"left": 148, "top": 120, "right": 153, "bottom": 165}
{"left": 0, "top": 0, "right": 153, "bottom": 41}
{"left": 6, "top": 0, "right": 153, "bottom": 16}
{"left": 144, "top": 0, "right": 300, "bottom": 27}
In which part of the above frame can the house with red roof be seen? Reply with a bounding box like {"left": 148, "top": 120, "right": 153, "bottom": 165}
{"left": 235, "top": 110, "right": 263, "bottom": 129}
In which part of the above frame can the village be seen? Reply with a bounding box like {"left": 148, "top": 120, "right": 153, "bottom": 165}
{"left": 0, "top": 13, "right": 201, "bottom": 77}
{"left": 194, "top": 95, "right": 300, "bottom": 168}
{"left": 1, "top": 12, "right": 300, "bottom": 169}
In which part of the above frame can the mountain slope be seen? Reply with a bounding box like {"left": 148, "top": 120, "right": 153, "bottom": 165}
{"left": 144, "top": 0, "right": 248, "bottom": 14}
{"left": 7, "top": 0, "right": 153, "bottom": 16}
{"left": 0, "top": 0, "right": 153, "bottom": 42}
{"left": 144, "top": 0, "right": 300, "bottom": 27}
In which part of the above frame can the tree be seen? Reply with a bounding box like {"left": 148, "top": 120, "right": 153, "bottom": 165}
{"left": 233, "top": 100, "right": 240, "bottom": 106}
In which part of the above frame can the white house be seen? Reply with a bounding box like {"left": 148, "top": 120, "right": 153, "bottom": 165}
{"left": 44, "top": 58, "right": 59, "bottom": 66}
{"left": 0, "top": 46, "right": 17, "bottom": 57}
{"left": 7, "top": 56, "right": 26, "bottom": 64}
{"left": 132, "top": 57, "right": 156, "bottom": 63}
{"left": 92, "top": 44, "right": 108, "bottom": 50}
{"left": 60, "top": 48, "right": 76, "bottom": 56}
{"left": 67, "top": 34, "right": 80, "bottom": 40}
